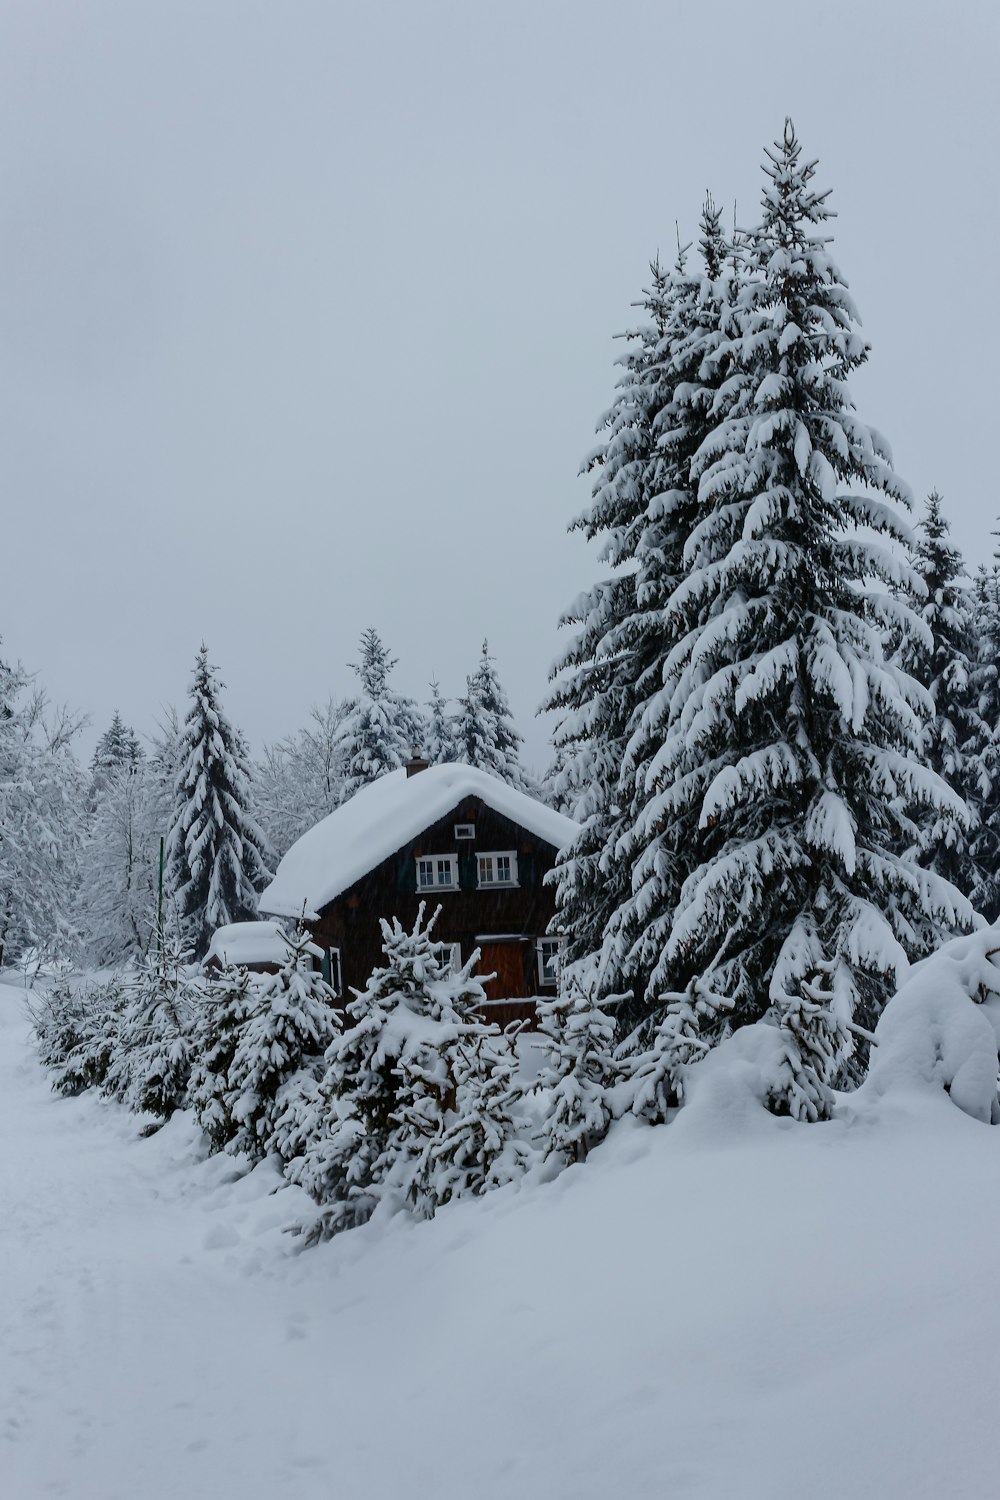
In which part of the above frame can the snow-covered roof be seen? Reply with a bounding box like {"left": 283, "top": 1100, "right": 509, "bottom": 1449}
{"left": 205, "top": 920, "right": 323, "bottom": 968}
{"left": 259, "top": 764, "right": 578, "bottom": 920}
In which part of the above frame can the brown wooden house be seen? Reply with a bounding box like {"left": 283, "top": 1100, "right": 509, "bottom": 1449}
{"left": 258, "top": 760, "right": 578, "bottom": 1027}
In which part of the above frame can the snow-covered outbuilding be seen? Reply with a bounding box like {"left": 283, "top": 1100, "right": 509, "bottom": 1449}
{"left": 204, "top": 920, "right": 323, "bottom": 976}
{"left": 259, "top": 761, "right": 578, "bottom": 1027}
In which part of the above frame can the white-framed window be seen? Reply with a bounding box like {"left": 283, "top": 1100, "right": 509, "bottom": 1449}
{"left": 477, "top": 851, "right": 518, "bottom": 888}
{"left": 454, "top": 822, "right": 476, "bottom": 840}
{"left": 324, "top": 946, "right": 343, "bottom": 997}
{"left": 536, "top": 937, "right": 564, "bottom": 988}
{"left": 432, "top": 940, "right": 461, "bottom": 973}
{"left": 415, "top": 854, "right": 460, "bottom": 891}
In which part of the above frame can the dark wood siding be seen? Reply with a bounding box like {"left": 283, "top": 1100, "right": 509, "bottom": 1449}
{"left": 307, "top": 796, "right": 560, "bottom": 1023}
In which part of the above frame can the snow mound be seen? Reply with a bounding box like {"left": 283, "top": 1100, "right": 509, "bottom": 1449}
{"left": 668, "top": 1021, "right": 792, "bottom": 1143}
{"left": 205, "top": 920, "right": 321, "bottom": 969}
{"left": 858, "top": 928, "right": 1000, "bottom": 1124}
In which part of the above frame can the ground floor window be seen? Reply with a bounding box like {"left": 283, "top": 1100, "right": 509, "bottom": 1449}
{"left": 322, "top": 946, "right": 343, "bottom": 997}
{"left": 536, "top": 936, "right": 564, "bottom": 988}
{"left": 432, "top": 940, "right": 461, "bottom": 973}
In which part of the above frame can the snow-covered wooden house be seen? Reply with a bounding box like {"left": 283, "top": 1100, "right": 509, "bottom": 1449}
{"left": 258, "top": 761, "right": 578, "bottom": 1027}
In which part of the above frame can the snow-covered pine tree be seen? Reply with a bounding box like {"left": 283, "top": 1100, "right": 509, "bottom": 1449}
{"left": 456, "top": 640, "right": 524, "bottom": 786}
{"left": 385, "top": 953, "right": 494, "bottom": 1221}
{"left": 426, "top": 679, "right": 457, "bottom": 764}
{"left": 628, "top": 122, "right": 973, "bottom": 1112}
{"left": 970, "top": 543, "right": 1000, "bottom": 918}
{"left": 225, "top": 924, "right": 340, "bottom": 1164}
{"left": 901, "top": 493, "right": 982, "bottom": 896}
{"left": 0, "top": 645, "right": 85, "bottom": 967}
{"left": 30, "top": 974, "right": 127, "bottom": 1097}
{"left": 535, "top": 977, "right": 619, "bottom": 1164}
{"left": 547, "top": 210, "right": 732, "bottom": 1017}
{"left": 90, "top": 711, "right": 143, "bottom": 797}
{"left": 291, "top": 905, "right": 486, "bottom": 1238}
{"left": 335, "top": 628, "right": 425, "bottom": 802}
{"left": 52, "top": 975, "right": 127, "bottom": 1098}
{"left": 165, "top": 646, "right": 272, "bottom": 957}
{"left": 544, "top": 256, "right": 677, "bottom": 989}
{"left": 105, "top": 932, "right": 201, "bottom": 1118}
{"left": 601, "top": 198, "right": 739, "bottom": 1032}
{"left": 188, "top": 962, "right": 259, "bottom": 1152}
{"left": 427, "top": 1025, "right": 532, "bottom": 1202}
{"left": 628, "top": 976, "right": 734, "bottom": 1123}
{"left": 76, "top": 762, "right": 159, "bottom": 968}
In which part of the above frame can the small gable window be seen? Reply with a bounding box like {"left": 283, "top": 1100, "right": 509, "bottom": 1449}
{"left": 416, "top": 854, "right": 459, "bottom": 891}
{"left": 477, "top": 851, "right": 518, "bottom": 889}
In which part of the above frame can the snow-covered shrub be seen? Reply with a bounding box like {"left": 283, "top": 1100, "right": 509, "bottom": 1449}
{"left": 104, "top": 938, "right": 203, "bottom": 1118}
{"left": 535, "top": 977, "right": 621, "bottom": 1164}
{"left": 427, "top": 1025, "right": 534, "bottom": 1204}
{"left": 627, "top": 981, "right": 735, "bottom": 1124}
{"left": 53, "top": 975, "right": 128, "bottom": 1097}
{"left": 224, "top": 927, "right": 341, "bottom": 1165}
{"left": 29, "top": 974, "right": 127, "bottom": 1096}
{"left": 291, "top": 905, "right": 496, "bottom": 1240}
{"left": 188, "top": 964, "right": 260, "bottom": 1153}
{"left": 766, "top": 965, "right": 850, "bottom": 1123}
{"left": 858, "top": 930, "right": 1000, "bottom": 1124}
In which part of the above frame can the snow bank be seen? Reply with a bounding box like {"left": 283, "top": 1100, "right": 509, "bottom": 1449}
{"left": 259, "top": 764, "right": 578, "bottom": 918}
{"left": 205, "top": 920, "right": 321, "bottom": 969}
{"left": 857, "top": 928, "right": 1000, "bottom": 1124}
{"left": 667, "top": 1021, "right": 793, "bottom": 1143}
{"left": 7, "top": 976, "right": 1000, "bottom": 1500}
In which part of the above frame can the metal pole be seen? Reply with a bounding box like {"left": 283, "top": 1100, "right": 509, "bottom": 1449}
{"left": 157, "top": 836, "right": 165, "bottom": 959}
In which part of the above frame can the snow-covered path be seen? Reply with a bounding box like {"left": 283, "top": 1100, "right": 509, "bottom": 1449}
{"left": 3, "top": 979, "right": 1000, "bottom": 1500}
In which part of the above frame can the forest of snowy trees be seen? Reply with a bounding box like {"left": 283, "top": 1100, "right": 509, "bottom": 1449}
{"left": 0, "top": 627, "right": 529, "bottom": 969}
{"left": 13, "top": 120, "right": 1000, "bottom": 1237}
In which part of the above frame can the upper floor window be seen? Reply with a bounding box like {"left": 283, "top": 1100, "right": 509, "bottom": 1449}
{"left": 477, "top": 851, "right": 518, "bottom": 888}
{"left": 454, "top": 823, "right": 476, "bottom": 840}
{"left": 416, "top": 854, "right": 459, "bottom": 891}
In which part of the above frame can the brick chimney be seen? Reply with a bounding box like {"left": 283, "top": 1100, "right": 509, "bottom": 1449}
{"left": 405, "top": 750, "right": 430, "bottom": 778}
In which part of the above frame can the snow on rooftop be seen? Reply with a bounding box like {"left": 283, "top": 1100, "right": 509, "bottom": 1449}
{"left": 259, "top": 764, "right": 579, "bottom": 920}
{"left": 205, "top": 920, "right": 322, "bottom": 968}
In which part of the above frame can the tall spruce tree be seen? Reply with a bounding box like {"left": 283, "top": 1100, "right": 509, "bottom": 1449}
{"left": 336, "top": 628, "right": 425, "bottom": 801}
{"left": 624, "top": 122, "right": 973, "bottom": 1111}
{"left": 90, "top": 711, "right": 143, "bottom": 788}
{"left": 165, "top": 646, "right": 272, "bottom": 957}
{"left": 456, "top": 640, "right": 524, "bottom": 786}
{"left": 426, "top": 679, "right": 457, "bottom": 764}
{"left": 970, "top": 540, "right": 1000, "bottom": 917}
{"left": 547, "top": 209, "right": 733, "bottom": 1013}
{"left": 903, "top": 493, "right": 981, "bottom": 896}
{"left": 0, "top": 645, "right": 85, "bottom": 966}
{"left": 602, "top": 200, "right": 738, "bottom": 1027}
{"left": 544, "top": 255, "right": 679, "bottom": 989}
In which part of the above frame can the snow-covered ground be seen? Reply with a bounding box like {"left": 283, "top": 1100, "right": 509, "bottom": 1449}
{"left": 2, "top": 977, "right": 999, "bottom": 1500}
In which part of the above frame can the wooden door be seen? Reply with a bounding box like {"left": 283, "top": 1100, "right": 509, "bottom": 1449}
{"left": 478, "top": 941, "right": 528, "bottom": 1001}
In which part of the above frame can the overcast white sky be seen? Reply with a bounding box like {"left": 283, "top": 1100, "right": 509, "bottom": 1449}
{"left": 2, "top": 0, "right": 997, "bottom": 771}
